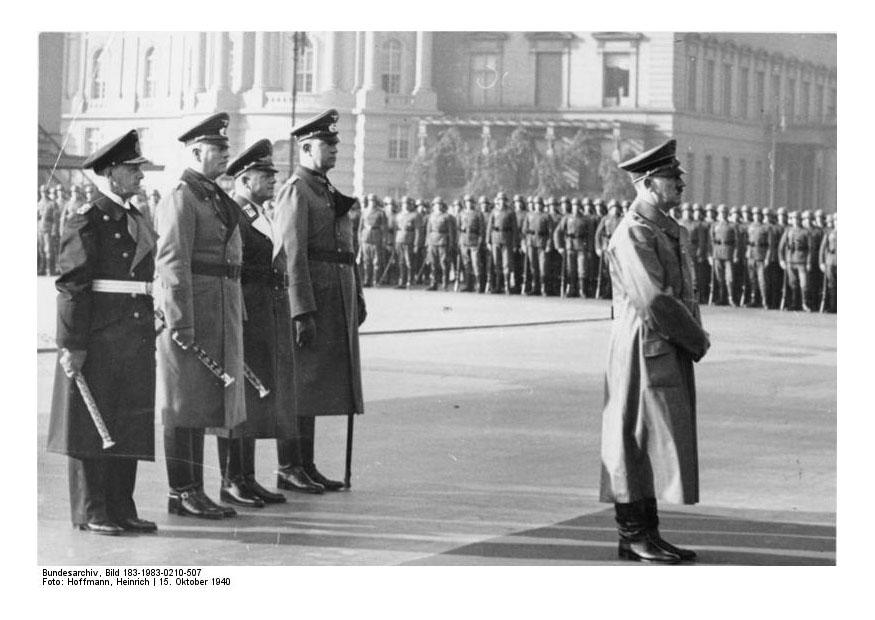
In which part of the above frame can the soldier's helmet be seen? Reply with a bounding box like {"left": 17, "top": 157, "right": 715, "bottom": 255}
{"left": 776, "top": 206, "right": 787, "bottom": 215}
{"left": 582, "top": 196, "right": 593, "bottom": 206}
{"left": 751, "top": 206, "right": 761, "bottom": 216}
{"left": 431, "top": 195, "right": 444, "bottom": 206}
{"left": 716, "top": 203, "right": 727, "bottom": 214}
{"left": 571, "top": 197, "right": 581, "bottom": 206}
{"left": 463, "top": 193, "right": 474, "bottom": 203}
{"left": 814, "top": 209, "right": 824, "bottom": 219}
{"left": 740, "top": 204, "right": 750, "bottom": 213}
{"left": 495, "top": 191, "right": 508, "bottom": 202}
{"left": 801, "top": 209, "right": 811, "bottom": 219}
{"left": 415, "top": 198, "right": 425, "bottom": 208}
{"left": 761, "top": 206, "right": 771, "bottom": 217}
{"left": 692, "top": 202, "right": 702, "bottom": 211}
{"left": 729, "top": 205, "right": 739, "bottom": 216}
{"left": 789, "top": 210, "right": 799, "bottom": 220}
{"left": 401, "top": 195, "right": 413, "bottom": 206}
{"left": 681, "top": 201, "right": 691, "bottom": 211}
{"left": 512, "top": 194, "right": 524, "bottom": 203}
{"left": 534, "top": 196, "right": 545, "bottom": 207}
{"left": 478, "top": 195, "right": 492, "bottom": 206}
{"left": 608, "top": 198, "right": 620, "bottom": 209}
{"left": 560, "top": 195, "right": 570, "bottom": 204}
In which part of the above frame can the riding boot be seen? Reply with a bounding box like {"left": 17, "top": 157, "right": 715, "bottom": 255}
{"left": 642, "top": 498, "right": 696, "bottom": 561}
{"left": 615, "top": 500, "right": 680, "bottom": 564}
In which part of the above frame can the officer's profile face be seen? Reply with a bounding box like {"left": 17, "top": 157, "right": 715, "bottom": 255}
{"left": 302, "top": 138, "right": 338, "bottom": 173}
{"left": 107, "top": 163, "right": 144, "bottom": 199}
{"left": 648, "top": 174, "right": 684, "bottom": 208}
{"left": 244, "top": 170, "right": 276, "bottom": 203}
{"left": 196, "top": 143, "right": 230, "bottom": 179}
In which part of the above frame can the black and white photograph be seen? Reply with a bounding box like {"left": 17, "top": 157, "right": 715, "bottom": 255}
{"left": 18, "top": 1, "right": 865, "bottom": 615}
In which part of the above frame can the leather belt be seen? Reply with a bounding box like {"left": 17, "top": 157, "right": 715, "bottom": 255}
{"left": 191, "top": 261, "right": 242, "bottom": 280}
{"left": 241, "top": 266, "right": 290, "bottom": 289}
{"left": 91, "top": 279, "right": 153, "bottom": 296}
{"left": 308, "top": 248, "right": 355, "bottom": 265}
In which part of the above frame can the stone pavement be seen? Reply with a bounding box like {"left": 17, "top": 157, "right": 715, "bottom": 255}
{"left": 36, "top": 281, "right": 836, "bottom": 565}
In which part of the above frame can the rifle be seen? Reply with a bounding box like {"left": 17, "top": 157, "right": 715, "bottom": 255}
{"left": 819, "top": 271, "right": 828, "bottom": 313}
{"left": 560, "top": 249, "right": 568, "bottom": 298}
{"left": 344, "top": 411, "right": 354, "bottom": 489}
{"left": 779, "top": 267, "right": 789, "bottom": 311}
{"left": 708, "top": 259, "right": 717, "bottom": 306}
{"left": 454, "top": 250, "right": 462, "bottom": 292}
{"left": 378, "top": 248, "right": 397, "bottom": 285}
{"left": 595, "top": 252, "right": 604, "bottom": 299}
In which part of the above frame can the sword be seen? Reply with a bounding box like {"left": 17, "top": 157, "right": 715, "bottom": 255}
{"left": 73, "top": 373, "right": 116, "bottom": 450}
{"left": 378, "top": 249, "right": 397, "bottom": 285}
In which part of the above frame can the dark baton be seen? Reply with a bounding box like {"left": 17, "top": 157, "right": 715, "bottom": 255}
{"left": 73, "top": 374, "right": 116, "bottom": 450}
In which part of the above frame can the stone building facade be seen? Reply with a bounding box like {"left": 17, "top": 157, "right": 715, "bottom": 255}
{"left": 41, "top": 31, "right": 836, "bottom": 210}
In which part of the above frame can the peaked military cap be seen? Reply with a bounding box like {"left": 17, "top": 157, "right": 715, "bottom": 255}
{"left": 178, "top": 112, "right": 230, "bottom": 147}
{"left": 227, "top": 139, "right": 278, "bottom": 178}
{"left": 618, "top": 138, "right": 685, "bottom": 182}
{"left": 729, "top": 205, "right": 739, "bottom": 215}
{"left": 292, "top": 108, "right": 340, "bottom": 143}
{"left": 608, "top": 198, "right": 620, "bottom": 209}
{"left": 814, "top": 209, "right": 824, "bottom": 217}
{"left": 83, "top": 129, "right": 151, "bottom": 174}
{"left": 717, "top": 204, "right": 727, "bottom": 213}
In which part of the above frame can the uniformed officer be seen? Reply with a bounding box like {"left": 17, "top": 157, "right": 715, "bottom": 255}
{"left": 486, "top": 192, "right": 518, "bottom": 294}
{"left": 805, "top": 209, "right": 825, "bottom": 310}
{"left": 478, "top": 195, "right": 494, "bottom": 292}
{"left": 220, "top": 139, "right": 301, "bottom": 504}
{"left": 512, "top": 194, "right": 528, "bottom": 292}
{"left": 272, "top": 108, "right": 366, "bottom": 492}
{"left": 382, "top": 196, "right": 400, "bottom": 285}
{"left": 729, "top": 206, "right": 747, "bottom": 304}
{"left": 778, "top": 210, "right": 813, "bottom": 311}
{"left": 393, "top": 196, "right": 423, "bottom": 289}
{"left": 709, "top": 204, "right": 738, "bottom": 306}
{"left": 688, "top": 204, "right": 710, "bottom": 303}
{"left": 522, "top": 196, "right": 550, "bottom": 296}
{"left": 155, "top": 112, "right": 246, "bottom": 519}
{"left": 545, "top": 196, "right": 563, "bottom": 295}
{"left": 554, "top": 195, "right": 589, "bottom": 297}
{"left": 744, "top": 206, "right": 776, "bottom": 309}
{"left": 819, "top": 213, "right": 837, "bottom": 313}
{"left": 458, "top": 194, "right": 486, "bottom": 292}
{"left": 594, "top": 200, "right": 623, "bottom": 298}
{"left": 49, "top": 129, "right": 158, "bottom": 535}
{"left": 414, "top": 198, "right": 429, "bottom": 284}
{"left": 38, "top": 184, "right": 60, "bottom": 275}
{"left": 50, "top": 186, "right": 65, "bottom": 272}
{"left": 359, "top": 194, "right": 388, "bottom": 287}
{"left": 425, "top": 196, "right": 456, "bottom": 290}
{"left": 602, "top": 138, "right": 709, "bottom": 563}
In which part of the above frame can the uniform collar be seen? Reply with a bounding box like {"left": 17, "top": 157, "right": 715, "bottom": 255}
{"left": 295, "top": 164, "right": 329, "bottom": 185}
{"left": 632, "top": 199, "right": 679, "bottom": 239}
{"left": 92, "top": 193, "right": 127, "bottom": 221}
{"left": 182, "top": 167, "right": 221, "bottom": 201}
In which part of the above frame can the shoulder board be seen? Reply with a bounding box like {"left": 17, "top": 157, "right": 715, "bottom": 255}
{"left": 76, "top": 202, "right": 94, "bottom": 215}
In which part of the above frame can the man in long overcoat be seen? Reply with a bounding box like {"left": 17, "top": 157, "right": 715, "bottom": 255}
{"left": 154, "top": 112, "right": 246, "bottom": 519}
{"left": 273, "top": 109, "right": 366, "bottom": 492}
{"left": 216, "top": 139, "right": 307, "bottom": 504}
{"left": 48, "top": 130, "right": 158, "bottom": 535}
{"left": 600, "top": 139, "right": 711, "bottom": 564}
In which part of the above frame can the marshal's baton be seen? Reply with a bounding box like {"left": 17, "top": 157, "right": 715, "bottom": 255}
{"left": 73, "top": 374, "right": 115, "bottom": 450}
{"left": 155, "top": 310, "right": 242, "bottom": 389}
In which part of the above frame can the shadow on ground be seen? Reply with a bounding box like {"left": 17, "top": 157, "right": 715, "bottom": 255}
{"left": 404, "top": 509, "right": 836, "bottom": 566}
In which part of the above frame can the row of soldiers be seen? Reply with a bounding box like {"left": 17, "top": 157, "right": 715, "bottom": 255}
{"left": 37, "top": 182, "right": 162, "bottom": 275}
{"left": 344, "top": 193, "right": 838, "bottom": 313}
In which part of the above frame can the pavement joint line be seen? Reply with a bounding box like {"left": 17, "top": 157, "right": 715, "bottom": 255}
{"left": 36, "top": 317, "right": 612, "bottom": 353}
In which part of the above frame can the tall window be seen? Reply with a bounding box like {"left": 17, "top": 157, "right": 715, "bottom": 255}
{"left": 387, "top": 124, "right": 410, "bottom": 160}
{"left": 755, "top": 70, "right": 765, "bottom": 117}
{"left": 770, "top": 73, "right": 782, "bottom": 117}
{"left": 815, "top": 84, "right": 824, "bottom": 121}
{"left": 738, "top": 67, "right": 749, "bottom": 118}
{"left": 469, "top": 53, "right": 501, "bottom": 106}
{"left": 704, "top": 155, "right": 713, "bottom": 203}
{"left": 722, "top": 63, "right": 732, "bottom": 116}
{"left": 721, "top": 157, "right": 730, "bottom": 203}
{"left": 91, "top": 48, "right": 107, "bottom": 99}
{"left": 686, "top": 55, "right": 698, "bottom": 110}
{"left": 295, "top": 38, "right": 314, "bottom": 93}
{"left": 603, "top": 53, "right": 631, "bottom": 106}
{"left": 801, "top": 81, "right": 810, "bottom": 122}
{"left": 535, "top": 52, "right": 562, "bottom": 108}
{"left": 704, "top": 60, "right": 715, "bottom": 114}
{"left": 143, "top": 47, "right": 158, "bottom": 99}
{"left": 85, "top": 128, "right": 102, "bottom": 155}
{"left": 787, "top": 78, "right": 796, "bottom": 121}
{"left": 381, "top": 38, "right": 402, "bottom": 94}
{"left": 738, "top": 159, "right": 747, "bottom": 203}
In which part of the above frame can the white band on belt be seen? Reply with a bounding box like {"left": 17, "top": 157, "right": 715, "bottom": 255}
{"left": 91, "top": 279, "right": 153, "bottom": 296}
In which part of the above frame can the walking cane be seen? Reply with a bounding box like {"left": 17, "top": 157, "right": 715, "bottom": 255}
{"left": 595, "top": 253, "right": 604, "bottom": 299}
{"left": 344, "top": 412, "right": 354, "bottom": 489}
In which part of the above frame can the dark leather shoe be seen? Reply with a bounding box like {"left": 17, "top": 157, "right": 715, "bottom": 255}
{"left": 196, "top": 489, "right": 237, "bottom": 517}
{"left": 220, "top": 479, "right": 265, "bottom": 508}
{"left": 304, "top": 464, "right": 345, "bottom": 491}
{"left": 117, "top": 517, "right": 158, "bottom": 533}
{"left": 618, "top": 534, "right": 682, "bottom": 564}
{"left": 168, "top": 490, "right": 224, "bottom": 520}
{"left": 276, "top": 466, "right": 325, "bottom": 494}
{"left": 651, "top": 533, "right": 697, "bottom": 561}
{"left": 242, "top": 475, "right": 286, "bottom": 504}
{"left": 77, "top": 521, "right": 123, "bottom": 536}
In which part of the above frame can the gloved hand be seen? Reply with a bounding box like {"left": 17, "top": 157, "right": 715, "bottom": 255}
{"left": 294, "top": 314, "right": 316, "bottom": 348}
{"left": 59, "top": 348, "right": 87, "bottom": 378}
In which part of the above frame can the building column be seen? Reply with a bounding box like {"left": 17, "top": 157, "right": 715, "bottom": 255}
{"left": 353, "top": 31, "right": 364, "bottom": 91}
{"left": 322, "top": 31, "right": 341, "bottom": 92}
{"left": 412, "top": 31, "right": 438, "bottom": 108}
{"left": 213, "top": 32, "right": 229, "bottom": 91}
{"left": 355, "top": 30, "right": 383, "bottom": 109}
{"left": 193, "top": 33, "right": 206, "bottom": 91}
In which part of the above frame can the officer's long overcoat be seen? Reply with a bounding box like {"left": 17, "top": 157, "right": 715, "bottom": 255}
{"left": 273, "top": 165, "right": 365, "bottom": 417}
{"left": 48, "top": 194, "right": 156, "bottom": 460}
{"left": 153, "top": 169, "right": 246, "bottom": 429}
{"left": 599, "top": 200, "right": 709, "bottom": 505}
{"left": 234, "top": 195, "right": 297, "bottom": 438}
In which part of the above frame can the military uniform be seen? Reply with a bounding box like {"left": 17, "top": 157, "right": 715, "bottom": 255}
{"left": 522, "top": 203, "right": 551, "bottom": 295}
{"left": 155, "top": 114, "right": 246, "bottom": 518}
{"left": 425, "top": 198, "right": 456, "bottom": 290}
{"left": 554, "top": 206, "right": 589, "bottom": 297}
{"left": 806, "top": 211, "right": 825, "bottom": 310}
{"left": 485, "top": 196, "right": 518, "bottom": 294}
{"left": 393, "top": 200, "right": 423, "bottom": 288}
{"left": 819, "top": 214, "right": 837, "bottom": 313}
{"left": 48, "top": 130, "right": 157, "bottom": 535}
{"left": 778, "top": 213, "right": 813, "bottom": 311}
{"left": 458, "top": 198, "right": 486, "bottom": 292}
{"left": 744, "top": 210, "right": 776, "bottom": 308}
{"left": 709, "top": 207, "right": 738, "bottom": 306}
{"left": 38, "top": 190, "right": 60, "bottom": 275}
{"left": 594, "top": 205, "right": 623, "bottom": 298}
{"left": 358, "top": 196, "right": 388, "bottom": 287}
